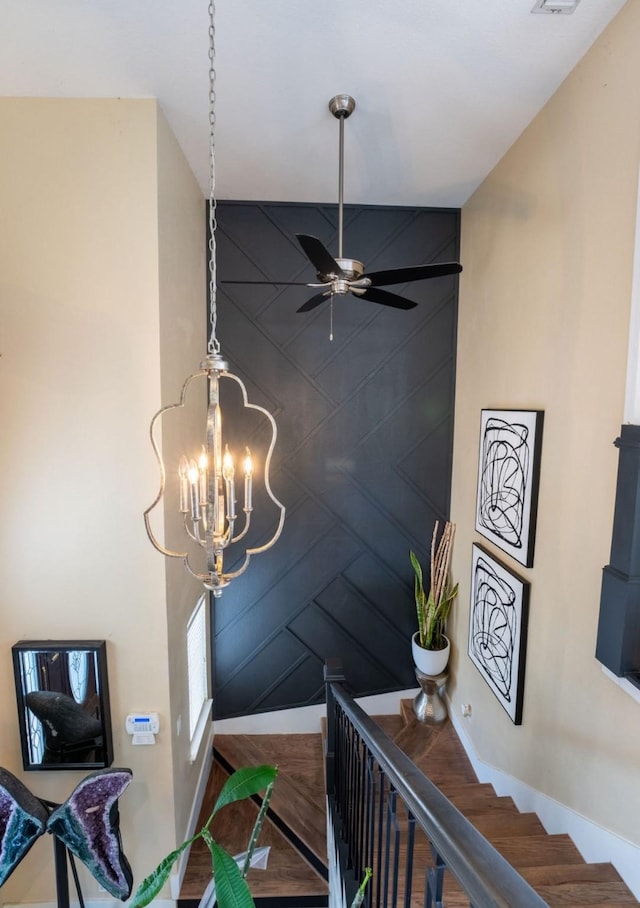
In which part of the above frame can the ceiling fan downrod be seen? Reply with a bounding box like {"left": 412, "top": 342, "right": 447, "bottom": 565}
{"left": 328, "top": 94, "right": 355, "bottom": 260}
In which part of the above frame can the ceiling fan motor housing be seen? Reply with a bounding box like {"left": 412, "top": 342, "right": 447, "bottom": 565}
{"left": 329, "top": 94, "right": 355, "bottom": 119}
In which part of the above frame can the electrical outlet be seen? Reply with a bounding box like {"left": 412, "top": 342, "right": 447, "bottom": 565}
{"left": 176, "top": 714, "right": 182, "bottom": 737}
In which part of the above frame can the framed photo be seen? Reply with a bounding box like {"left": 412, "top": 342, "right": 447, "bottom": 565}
{"left": 475, "top": 408, "right": 544, "bottom": 567}
{"left": 468, "top": 545, "right": 530, "bottom": 724}
{"left": 12, "top": 640, "right": 114, "bottom": 771}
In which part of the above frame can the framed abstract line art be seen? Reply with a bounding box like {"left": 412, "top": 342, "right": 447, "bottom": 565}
{"left": 468, "top": 544, "right": 530, "bottom": 724}
{"left": 475, "top": 408, "right": 544, "bottom": 567}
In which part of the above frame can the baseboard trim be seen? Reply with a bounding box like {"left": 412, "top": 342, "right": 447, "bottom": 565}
{"left": 448, "top": 704, "right": 640, "bottom": 900}
{"left": 170, "top": 722, "right": 215, "bottom": 900}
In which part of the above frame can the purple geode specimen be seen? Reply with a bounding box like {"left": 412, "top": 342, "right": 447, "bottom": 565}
{"left": 0, "top": 768, "right": 48, "bottom": 886}
{"left": 47, "top": 769, "right": 133, "bottom": 900}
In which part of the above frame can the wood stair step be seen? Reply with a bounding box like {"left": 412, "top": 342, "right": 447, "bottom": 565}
{"left": 392, "top": 718, "right": 443, "bottom": 763}
{"left": 372, "top": 713, "right": 405, "bottom": 739}
{"left": 463, "top": 807, "right": 547, "bottom": 838}
{"left": 531, "top": 882, "right": 637, "bottom": 907}
{"left": 489, "top": 833, "right": 585, "bottom": 868}
{"left": 440, "top": 781, "right": 507, "bottom": 808}
{"left": 410, "top": 724, "right": 478, "bottom": 787}
{"left": 400, "top": 697, "right": 416, "bottom": 725}
{"left": 518, "top": 864, "right": 637, "bottom": 906}
{"left": 214, "top": 733, "right": 327, "bottom": 869}
{"left": 522, "top": 864, "right": 630, "bottom": 885}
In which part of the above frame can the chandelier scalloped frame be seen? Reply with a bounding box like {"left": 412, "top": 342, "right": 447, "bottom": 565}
{"left": 144, "top": 353, "right": 286, "bottom": 597}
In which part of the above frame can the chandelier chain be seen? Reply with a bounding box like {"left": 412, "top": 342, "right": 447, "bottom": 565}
{"left": 207, "top": 0, "right": 219, "bottom": 355}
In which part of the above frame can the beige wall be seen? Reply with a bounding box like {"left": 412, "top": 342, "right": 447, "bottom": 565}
{"left": 155, "top": 109, "right": 209, "bottom": 845}
{"left": 0, "top": 99, "right": 206, "bottom": 904}
{"left": 451, "top": 0, "right": 640, "bottom": 847}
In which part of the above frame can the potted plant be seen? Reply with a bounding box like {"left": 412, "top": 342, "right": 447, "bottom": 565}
{"left": 410, "top": 520, "right": 458, "bottom": 676}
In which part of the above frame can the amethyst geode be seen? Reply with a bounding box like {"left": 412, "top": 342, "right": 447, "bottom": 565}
{"left": 47, "top": 769, "right": 133, "bottom": 900}
{"left": 0, "top": 768, "right": 48, "bottom": 886}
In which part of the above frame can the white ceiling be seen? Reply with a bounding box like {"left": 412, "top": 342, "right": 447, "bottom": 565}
{"left": 0, "top": 0, "right": 628, "bottom": 208}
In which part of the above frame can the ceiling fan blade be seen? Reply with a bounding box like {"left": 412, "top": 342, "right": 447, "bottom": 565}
{"left": 296, "top": 234, "right": 345, "bottom": 279}
{"left": 364, "top": 261, "right": 462, "bottom": 287}
{"left": 296, "top": 291, "right": 331, "bottom": 313}
{"left": 359, "top": 287, "right": 417, "bottom": 310}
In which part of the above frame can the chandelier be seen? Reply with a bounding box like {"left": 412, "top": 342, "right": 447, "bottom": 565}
{"left": 144, "top": 0, "right": 285, "bottom": 597}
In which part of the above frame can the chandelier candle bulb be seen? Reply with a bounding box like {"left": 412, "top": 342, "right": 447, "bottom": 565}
{"left": 243, "top": 448, "right": 253, "bottom": 511}
{"left": 198, "top": 446, "right": 208, "bottom": 505}
{"left": 216, "top": 474, "right": 225, "bottom": 536}
{"left": 222, "top": 445, "right": 236, "bottom": 521}
{"left": 178, "top": 456, "right": 190, "bottom": 513}
{"left": 188, "top": 460, "right": 201, "bottom": 521}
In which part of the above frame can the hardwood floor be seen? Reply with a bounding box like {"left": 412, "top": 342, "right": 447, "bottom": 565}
{"left": 179, "top": 704, "right": 639, "bottom": 907}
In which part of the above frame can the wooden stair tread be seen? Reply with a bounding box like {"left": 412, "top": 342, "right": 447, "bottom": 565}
{"left": 489, "top": 833, "right": 585, "bottom": 867}
{"left": 180, "top": 763, "right": 327, "bottom": 901}
{"left": 532, "top": 882, "right": 637, "bottom": 907}
{"left": 463, "top": 807, "right": 547, "bottom": 837}
{"left": 372, "top": 713, "right": 405, "bottom": 738}
{"left": 392, "top": 719, "right": 442, "bottom": 762}
{"left": 407, "top": 722, "right": 478, "bottom": 786}
{"left": 439, "top": 781, "right": 505, "bottom": 807}
{"left": 214, "top": 733, "right": 327, "bottom": 867}
{"left": 522, "top": 864, "right": 629, "bottom": 885}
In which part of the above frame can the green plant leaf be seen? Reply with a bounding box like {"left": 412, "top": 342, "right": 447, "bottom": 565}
{"left": 212, "top": 765, "right": 278, "bottom": 816}
{"left": 242, "top": 780, "right": 275, "bottom": 877}
{"left": 410, "top": 550, "right": 423, "bottom": 589}
{"left": 350, "top": 867, "right": 372, "bottom": 908}
{"left": 211, "top": 842, "right": 255, "bottom": 908}
{"left": 128, "top": 840, "right": 192, "bottom": 908}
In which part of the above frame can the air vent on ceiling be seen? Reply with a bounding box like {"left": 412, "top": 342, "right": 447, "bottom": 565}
{"left": 532, "top": 0, "right": 581, "bottom": 13}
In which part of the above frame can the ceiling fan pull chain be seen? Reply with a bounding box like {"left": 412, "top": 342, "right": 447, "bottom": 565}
{"left": 330, "top": 297, "right": 334, "bottom": 342}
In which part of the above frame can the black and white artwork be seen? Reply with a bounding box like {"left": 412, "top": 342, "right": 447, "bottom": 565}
{"left": 468, "top": 545, "right": 530, "bottom": 724}
{"left": 475, "top": 408, "right": 544, "bottom": 567}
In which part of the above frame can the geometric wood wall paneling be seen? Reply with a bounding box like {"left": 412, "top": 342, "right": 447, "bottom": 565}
{"left": 212, "top": 201, "right": 460, "bottom": 718}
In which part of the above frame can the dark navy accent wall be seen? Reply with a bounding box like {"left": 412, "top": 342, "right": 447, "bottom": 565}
{"left": 212, "top": 201, "right": 460, "bottom": 718}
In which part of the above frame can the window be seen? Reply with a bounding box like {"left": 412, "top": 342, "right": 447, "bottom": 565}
{"left": 187, "top": 594, "right": 211, "bottom": 760}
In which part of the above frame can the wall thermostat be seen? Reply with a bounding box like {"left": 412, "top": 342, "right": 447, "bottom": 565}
{"left": 125, "top": 713, "right": 160, "bottom": 745}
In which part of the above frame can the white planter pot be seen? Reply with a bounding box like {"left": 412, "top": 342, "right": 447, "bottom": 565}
{"left": 412, "top": 632, "right": 450, "bottom": 676}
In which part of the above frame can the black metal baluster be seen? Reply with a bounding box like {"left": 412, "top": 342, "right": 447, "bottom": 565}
{"left": 388, "top": 789, "right": 401, "bottom": 908}
{"left": 354, "top": 734, "right": 367, "bottom": 876}
{"left": 404, "top": 810, "right": 416, "bottom": 908}
{"left": 426, "top": 847, "right": 446, "bottom": 908}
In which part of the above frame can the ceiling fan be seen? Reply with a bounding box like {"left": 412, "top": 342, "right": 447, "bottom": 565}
{"left": 293, "top": 94, "right": 462, "bottom": 315}
{"left": 221, "top": 94, "right": 462, "bottom": 319}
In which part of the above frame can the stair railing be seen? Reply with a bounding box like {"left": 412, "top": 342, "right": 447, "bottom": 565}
{"left": 325, "top": 661, "right": 550, "bottom": 908}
